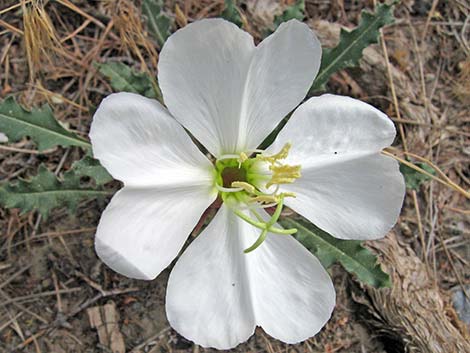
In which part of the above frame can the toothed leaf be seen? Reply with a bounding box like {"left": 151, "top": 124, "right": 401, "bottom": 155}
{"left": 400, "top": 162, "right": 436, "bottom": 190}
{"left": 264, "top": 0, "right": 304, "bottom": 36}
{"left": 273, "top": 0, "right": 305, "bottom": 27}
{"left": 97, "top": 62, "right": 157, "bottom": 99}
{"left": 0, "top": 97, "right": 90, "bottom": 151}
{"left": 221, "top": 0, "right": 242, "bottom": 27}
{"left": 311, "top": 3, "right": 395, "bottom": 91}
{"left": 280, "top": 217, "right": 391, "bottom": 288}
{"left": 0, "top": 165, "right": 110, "bottom": 218}
{"left": 71, "top": 156, "right": 114, "bottom": 186}
{"left": 142, "top": 0, "right": 172, "bottom": 47}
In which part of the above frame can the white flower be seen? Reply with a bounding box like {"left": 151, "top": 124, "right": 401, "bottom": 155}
{"left": 89, "top": 19, "right": 405, "bottom": 349}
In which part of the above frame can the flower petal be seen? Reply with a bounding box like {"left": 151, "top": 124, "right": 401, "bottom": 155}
{"left": 158, "top": 19, "right": 321, "bottom": 156}
{"left": 166, "top": 205, "right": 256, "bottom": 349}
{"left": 283, "top": 154, "right": 405, "bottom": 240}
{"left": 249, "top": 209, "right": 336, "bottom": 343}
{"left": 95, "top": 185, "right": 216, "bottom": 280}
{"left": 270, "top": 95, "right": 405, "bottom": 240}
{"left": 240, "top": 20, "right": 321, "bottom": 152}
{"left": 158, "top": 19, "right": 254, "bottom": 157}
{"left": 89, "top": 92, "right": 214, "bottom": 187}
{"left": 166, "top": 205, "right": 335, "bottom": 348}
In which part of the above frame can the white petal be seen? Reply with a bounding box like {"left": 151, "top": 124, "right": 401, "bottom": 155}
{"left": 249, "top": 210, "right": 336, "bottom": 343}
{"left": 241, "top": 20, "right": 321, "bottom": 153}
{"left": 95, "top": 185, "right": 216, "bottom": 280}
{"left": 166, "top": 205, "right": 335, "bottom": 348}
{"left": 283, "top": 154, "right": 405, "bottom": 240}
{"left": 158, "top": 19, "right": 321, "bottom": 157}
{"left": 269, "top": 94, "right": 397, "bottom": 166}
{"left": 89, "top": 92, "right": 214, "bottom": 187}
{"left": 166, "top": 205, "right": 256, "bottom": 349}
{"left": 270, "top": 95, "right": 405, "bottom": 240}
{"left": 158, "top": 19, "right": 254, "bottom": 157}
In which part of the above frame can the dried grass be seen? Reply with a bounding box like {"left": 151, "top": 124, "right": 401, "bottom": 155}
{"left": 22, "top": 0, "right": 62, "bottom": 81}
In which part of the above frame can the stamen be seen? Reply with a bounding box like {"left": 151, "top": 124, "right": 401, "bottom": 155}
{"left": 231, "top": 181, "right": 255, "bottom": 193}
{"left": 258, "top": 142, "right": 292, "bottom": 163}
{"left": 260, "top": 202, "right": 279, "bottom": 208}
{"left": 266, "top": 164, "right": 301, "bottom": 188}
{"left": 215, "top": 183, "right": 243, "bottom": 193}
{"left": 215, "top": 144, "right": 300, "bottom": 253}
{"left": 251, "top": 195, "right": 277, "bottom": 204}
{"left": 237, "top": 152, "right": 248, "bottom": 165}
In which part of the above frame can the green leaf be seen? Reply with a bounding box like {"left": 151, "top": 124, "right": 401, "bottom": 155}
{"left": 97, "top": 62, "right": 158, "bottom": 99}
{"left": 71, "top": 156, "right": 113, "bottom": 186}
{"left": 280, "top": 217, "right": 391, "bottom": 288}
{"left": 142, "top": 0, "right": 172, "bottom": 47}
{"left": 221, "top": 0, "right": 242, "bottom": 27}
{"left": 311, "top": 2, "right": 395, "bottom": 91}
{"left": 0, "top": 165, "right": 111, "bottom": 218}
{"left": 400, "top": 162, "right": 436, "bottom": 190}
{"left": 273, "top": 0, "right": 305, "bottom": 28}
{"left": 0, "top": 97, "right": 90, "bottom": 151}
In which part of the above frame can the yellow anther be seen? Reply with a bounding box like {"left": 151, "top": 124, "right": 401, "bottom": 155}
{"left": 238, "top": 152, "right": 248, "bottom": 164}
{"left": 251, "top": 195, "right": 278, "bottom": 204}
{"left": 281, "top": 192, "right": 296, "bottom": 198}
{"left": 258, "top": 143, "right": 292, "bottom": 163}
{"left": 231, "top": 181, "right": 256, "bottom": 194}
{"left": 266, "top": 164, "right": 301, "bottom": 188}
{"left": 269, "top": 164, "right": 301, "bottom": 177}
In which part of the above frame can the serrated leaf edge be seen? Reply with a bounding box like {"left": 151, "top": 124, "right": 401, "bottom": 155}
{"left": 281, "top": 218, "right": 391, "bottom": 288}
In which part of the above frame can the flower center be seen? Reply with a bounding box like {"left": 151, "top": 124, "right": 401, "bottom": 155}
{"left": 221, "top": 166, "right": 247, "bottom": 187}
{"left": 214, "top": 143, "right": 301, "bottom": 253}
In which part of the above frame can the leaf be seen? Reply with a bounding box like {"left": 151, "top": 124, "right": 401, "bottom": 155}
{"left": 71, "top": 156, "right": 113, "bottom": 186}
{"left": 311, "top": 2, "right": 395, "bottom": 91}
{"left": 0, "top": 97, "right": 90, "bottom": 151}
{"left": 97, "top": 62, "right": 158, "bottom": 99}
{"left": 263, "top": 0, "right": 305, "bottom": 36}
{"left": 400, "top": 162, "right": 436, "bottom": 190}
{"left": 0, "top": 165, "right": 111, "bottom": 218}
{"left": 142, "top": 0, "right": 172, "bottom": 47}
{"left": 280, "top": 217, "right": 391, "bottom": 288}
{"left": 273, "top": 0, "right": 305, "bottom": 28}
{"left": 221, "top": 0, "right": 242, "bottom": 27}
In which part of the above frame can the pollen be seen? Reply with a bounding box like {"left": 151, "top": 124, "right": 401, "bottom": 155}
{"left": 266, "top": 164, "right": 301, "bottom": 189}
{"left": 237, "top": 152, "right": 248, "bottom": 164}
{"left": 258, "top": 142, "right": 292, "bottom": 163}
